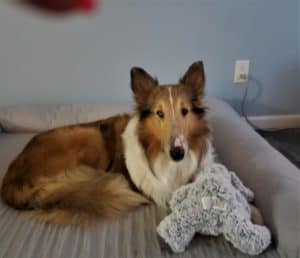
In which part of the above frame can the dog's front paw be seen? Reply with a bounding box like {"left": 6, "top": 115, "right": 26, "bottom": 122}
{"left": 152, "top": 188, "right": 172, "bottom": 209}
{"left": 250, "top": 205, "right": 264, "bottom": 225}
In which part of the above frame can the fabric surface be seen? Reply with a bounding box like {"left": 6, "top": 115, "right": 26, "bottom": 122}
{"left": 0, "top": 103, "right": 132, "bottom": 133}
{"left": 0, "top": 133, "right": 279, "bottom": 258}
{"left": 0, "top": 98, "right": 296, "bottom": 257}
{"left": 259, "top": 129, "right": 300, "bottom": 169}
{"left": 207, "top": 99, "right": 300, "bottom": 258}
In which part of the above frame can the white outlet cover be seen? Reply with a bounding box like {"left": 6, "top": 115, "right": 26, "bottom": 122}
{"left": 234, "top": 60, "right": 250, "bottom": 83}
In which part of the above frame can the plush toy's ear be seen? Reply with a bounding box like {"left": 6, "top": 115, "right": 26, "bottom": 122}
{"left": 180, "top": 61, "right": 205, "bottom": 104}
{"left": 130, "top": 67, "right": 158, "bottom": 108}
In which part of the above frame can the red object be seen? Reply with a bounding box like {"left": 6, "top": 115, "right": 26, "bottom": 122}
{"left": 77, "top": 0, "right": 97, "bottom": 12}
{"left": 19, "top": 0, "right": 98, "bottom": 14}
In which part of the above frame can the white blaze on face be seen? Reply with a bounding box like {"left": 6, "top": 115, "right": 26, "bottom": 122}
{"left": 168, "top": 87, "right": 176, "bottom": 122}
{"left": 167, "top": 87, "right": 188, "bottom": 153}
{"left": 174, "top": 134, "right": 187, "bottom": 152}
{"left": 174, "top": 137, "right": 182, "bottom": 147}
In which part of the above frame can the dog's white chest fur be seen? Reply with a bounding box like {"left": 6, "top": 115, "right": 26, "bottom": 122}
{"left": 122, "top": 115, "right": 212, "bottom": 207}
{"left": 152, "top": 152, "right": 198, "bottom": 193}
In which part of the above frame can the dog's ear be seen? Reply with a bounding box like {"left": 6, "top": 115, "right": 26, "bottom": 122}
{"left": 131, "top": 67, "right": 158, "bottom": 107}
{"left": 180, "top": 61, "right": 205, "bottom": 103}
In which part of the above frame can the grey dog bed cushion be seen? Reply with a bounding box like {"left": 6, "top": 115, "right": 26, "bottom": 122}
{"left": 0, "top": 98, "right": 299, "bottom": 258}
{"left": 0, "top": 103, "right": 132, "bottom": 133}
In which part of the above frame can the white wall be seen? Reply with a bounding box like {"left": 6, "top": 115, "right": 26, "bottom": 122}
{"left": 0, "top": 0, "right": 299, "bottom": 115}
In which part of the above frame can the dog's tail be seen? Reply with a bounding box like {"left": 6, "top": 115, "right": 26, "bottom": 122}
{"left": 2, "top": 165, "right": 148, "bottom": 225}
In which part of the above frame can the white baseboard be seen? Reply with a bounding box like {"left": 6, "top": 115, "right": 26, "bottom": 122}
{"left": 244, "top": 114, "right": 300, "bottom": 130}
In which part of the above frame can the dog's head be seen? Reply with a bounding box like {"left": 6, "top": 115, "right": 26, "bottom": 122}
{"left": 131, "top": 61, "right": 210, "bottom": 164}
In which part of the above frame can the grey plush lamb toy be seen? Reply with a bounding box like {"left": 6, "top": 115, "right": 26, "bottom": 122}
{"left": 157, "top": 163, "right": 271, "bottom": 255}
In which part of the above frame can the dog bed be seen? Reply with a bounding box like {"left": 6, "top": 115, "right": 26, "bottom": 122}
{"left": 0, "top": 98, "right": 298, "bottom": 258}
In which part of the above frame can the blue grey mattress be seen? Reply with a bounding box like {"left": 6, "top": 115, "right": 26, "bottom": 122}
{"left": 0, "top": 133, "right": 279, "bottom": 258}
{"left": 1, "top": 99, "right": 298, "bottom": 258}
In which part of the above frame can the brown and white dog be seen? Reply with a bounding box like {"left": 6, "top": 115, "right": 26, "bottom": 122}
{"left": 2, "top": 61, "right": 258, "bottom": 225}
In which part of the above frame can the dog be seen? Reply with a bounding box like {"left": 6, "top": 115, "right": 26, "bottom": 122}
{"left": 2, "top": 61, "right": 260, "bottom": 225}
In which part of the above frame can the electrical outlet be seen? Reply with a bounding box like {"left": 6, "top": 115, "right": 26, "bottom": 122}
{"left": 234, "top": 60, "right": 250, "bottom": 83}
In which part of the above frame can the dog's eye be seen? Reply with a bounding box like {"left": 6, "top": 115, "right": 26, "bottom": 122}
{"left": 156, "top": 110, "right": 164, "bottom": 119}
{"left": 181, "top": 108, "right": 189, "bottom": 117}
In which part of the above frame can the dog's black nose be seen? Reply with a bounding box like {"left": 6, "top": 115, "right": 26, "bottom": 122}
{"left": 170, "top": 147, "right": 185, "bottom": 162}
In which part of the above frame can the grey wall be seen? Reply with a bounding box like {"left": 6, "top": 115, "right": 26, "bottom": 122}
{"left": 0, "top": 0, "right": 299, "bottom": 115}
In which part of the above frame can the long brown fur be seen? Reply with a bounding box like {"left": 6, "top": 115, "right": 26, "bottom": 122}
{"left": 1, "top": 61, "right": 262, "bottom": 226}
{"left": 27, "top": 166, "right": 148, "bottom": 225}
{"left": 1, "top": 115, "right": 148, "bottom": 224}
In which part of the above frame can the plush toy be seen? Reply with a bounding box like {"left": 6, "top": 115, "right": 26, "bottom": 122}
{"left": 157, "top": 163, "right": 271, "bottom": 255}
